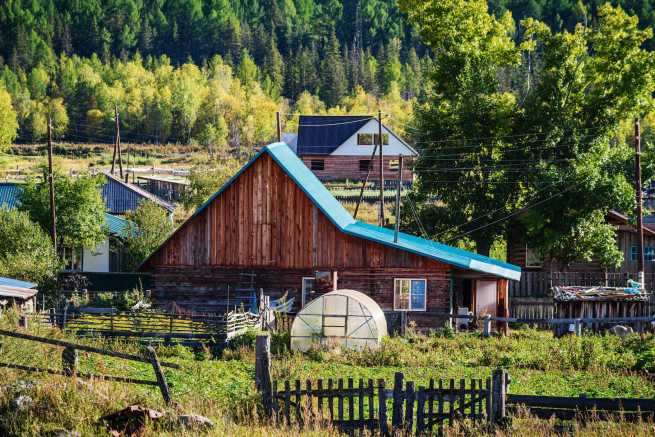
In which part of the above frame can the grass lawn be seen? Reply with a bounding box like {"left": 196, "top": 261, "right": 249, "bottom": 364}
{"left": 0, "top": 315, "right": 653, "bottom": 435}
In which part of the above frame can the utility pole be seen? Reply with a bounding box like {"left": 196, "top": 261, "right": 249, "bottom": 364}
{"left": 111, "top": 105, "right": 118, "bottom": 175}
{"left": 394, "top": 155, "right": 404, "bottom": 242}
{"left": 378, "top": 110, "right": 385, "bottom": 227}
{"left": 115, "top": 104, "right": 123, "bottom": 178}
{"left": 276, "top": 111, "right": 282, "bottom": 142}
{"left": 635, "top": 118, "right": 645, "bottom": 287}
{"left": 46, "top": 116, "right": 57, "bottom": 253}
{"left": 354, "top": 134, "right": 379, "bottom": 219}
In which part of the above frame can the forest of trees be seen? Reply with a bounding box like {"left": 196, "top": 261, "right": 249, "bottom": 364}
{"left": 0, "top": 0, "right": 427, "bottom": 147}
{"left": 1, "top": 1, "right": 655, "bottom": 149}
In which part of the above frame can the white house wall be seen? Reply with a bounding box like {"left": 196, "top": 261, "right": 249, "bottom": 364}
{"left": 82, "top": 238, "right": 110, "bottom": 272}
{"left": 330, "top": 120, "right": 417, "bottom": 156}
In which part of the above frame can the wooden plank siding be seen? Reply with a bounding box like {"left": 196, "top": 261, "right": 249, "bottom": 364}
{"left": 143, "top": 153, "right": 452, "bottom": 325}
{"left": 146, "top": 153, "right": 446, "bottom": 271}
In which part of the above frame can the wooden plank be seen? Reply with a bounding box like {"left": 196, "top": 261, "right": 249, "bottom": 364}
{"left": 416, "top": 387, "right": 426, "bottom": 435}
{"left": 295, "top": 379, "right": 303, "bottom": 427}
{"left": 378, "top": 379, "right": 388, "bottom": 435}
{"left": 328, "top": 378, "right": 334, "bottom": 421}
{"left": 338, "top": 379, "right": 344, "bottom": 424}
{"left": 507, "top": 394, "right": 655, "bottom": 411}
{"left": 146, "top": 346, "right": 172, "bottom": 405}
{"left": 0, "top": 329, "right": 179, "bottom": 369}
{"left": 284, "top": 380, "right": 291, "bottom": 425}
{"left": 405, "top": 381, "right": 415, "bottom": 431}
{"left": 0, "top": 361, "right": 158, "bottom": 386}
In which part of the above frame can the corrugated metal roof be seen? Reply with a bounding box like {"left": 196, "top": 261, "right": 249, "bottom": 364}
{"left": 0, "top": 285, "right": 38, "bottom": 299}
{"left": 102, "top": 172, "right": 175, "bottom": 214}
{"left": 0, "top": 276, "right": 37, "bottom": 289}
{"left": 296, "top": 115, "right": 373, "bottom": 155}
{"left": 0, "top": 183, "right": 22, "bottom": 208}
{"left": 175, "top": 143, "right": 521, "bottom": 281}
{"left": 105, "top": 213, "right": 132, "bottom": 238}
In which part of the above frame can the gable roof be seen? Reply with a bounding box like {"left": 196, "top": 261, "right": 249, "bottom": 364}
{"left": 144, "top": 142, "right": 521, "bottom": 280}
{"left": 0, "top": 182, "right": 132, "bottom": 238}
{"left": 296, "top": 115, "right": 374, "bottom": 155}
{"left": 102, "top": 172, "right": 175, "bottom": 215}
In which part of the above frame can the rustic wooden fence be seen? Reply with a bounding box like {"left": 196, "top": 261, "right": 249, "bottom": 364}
{"left": 507, "top": 394, "right": 655, "bottom": 421}
{"left": 0, "top": 329, "right": 177, "bottom": 403}
{"left": 255, "top": 335, "right": 507, "bottom": 435}
{"left": 30, "top": 308, "right": 261, "bottom": 346}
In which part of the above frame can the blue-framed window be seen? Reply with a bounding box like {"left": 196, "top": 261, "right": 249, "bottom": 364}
{"left": 394, "top": 278, "right": 426, "bottom": 311}
{"left": 631, "top": 245, "right": 655, "bottom": 261}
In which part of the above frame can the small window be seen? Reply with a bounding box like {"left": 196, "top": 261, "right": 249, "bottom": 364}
{"left": 389, "top": 159, "right": 399, "bottom": 171}
{"left": 301, "top": 277, "right": 315, "bottom": 307}
{"left": 525, "top": 246, "right": 543, "bottom": 268}
{"left": 310, "top": 159, "right": 325, "bottom": 171}
{"left": 631, "top": 245, "right": 655, "bottom": 262}
{"left": 359, "top": 160, "right": 371, "bottom": 171}
{"left": 357, "top": 133, "right": 374, "bottom": 145}
{"left": 374, "top": 133, "right": 390, "bottom": 146}
{"left": 394, "top": 278, "right": 426, "bottom": 311}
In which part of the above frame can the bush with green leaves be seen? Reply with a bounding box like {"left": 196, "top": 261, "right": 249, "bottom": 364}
{"left": 0, "top": 207, "right": 59, "bottom": 287}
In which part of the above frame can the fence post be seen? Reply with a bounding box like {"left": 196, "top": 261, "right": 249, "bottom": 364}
{"left": 378, "top": 379, "right": 388, "bottom": 436}
{"left": 483, "top": 314, "right": 492, "bottom": 338}
{"left": 391, "top": 372, "right": 404, "bottom": 429}
{"left": 62, "top": 346, "right": 78, "bottom": 376}
{"left": 256, "top": 334, "right": 273, "bottom": 416}
{"left": 574, "top": 319, "right": 582, "bottom": 337}
{"left": 146, "top": 346, "right": 172, "bottom": 405}
{"left": 491, "top": 369, "right": 507, "bottom": 424}
{"left": 49, "top": 308, "right": 55, "bottom": 327}
{"left": 18, "top": 314, "right": 27, "bottom": 329}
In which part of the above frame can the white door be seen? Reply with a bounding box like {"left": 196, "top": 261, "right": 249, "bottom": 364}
{"left": 475, "top": 280, "right": 497, "bottom": 316}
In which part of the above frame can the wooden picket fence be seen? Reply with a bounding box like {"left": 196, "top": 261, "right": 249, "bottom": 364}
{"left": 255, "top": 336, "right": 506, "bottom": 435}
{"left": 270, "top": 373, "right": 492, "bottom": 434}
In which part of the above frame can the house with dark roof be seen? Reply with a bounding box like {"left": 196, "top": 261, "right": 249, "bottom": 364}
{"left": 285, "top": 115, "right": 418, "bottom": 183}
{"left": 102, "top": 172, "right": 175, "bottom": 216}
{"left": 139, "top": 143, "right": 520, "bottom": 329}
{"left": 0, "top": 182, "right": 132, "bottom": 273}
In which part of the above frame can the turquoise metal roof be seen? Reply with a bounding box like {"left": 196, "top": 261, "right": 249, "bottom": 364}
{"left": 0, "top": 276, "right": 37, "bottom": 289}
{"left": 191, "top": 142, "right": 521, "bottom": 281}
{"left": 105, "top": 213, "right": 132, "bottom": 238}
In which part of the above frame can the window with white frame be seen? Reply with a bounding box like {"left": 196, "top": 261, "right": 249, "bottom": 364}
{"left": 394, "top": 278, "right": 426, "bottom": 311}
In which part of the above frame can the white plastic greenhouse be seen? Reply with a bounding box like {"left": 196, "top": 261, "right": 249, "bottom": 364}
{"left": 290, "top": 289, "right": 388, "bottom": 352}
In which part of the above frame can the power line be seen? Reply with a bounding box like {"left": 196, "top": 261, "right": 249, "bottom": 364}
{"left": 446, "top": 181, "right": 582, "bottom": 244}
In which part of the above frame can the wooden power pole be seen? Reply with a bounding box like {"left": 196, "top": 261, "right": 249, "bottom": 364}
{"left": 635, "top": 118, "right": 645, "bottom": 286}
{"left": 378, "top": 110, "right": 385, "bottom": 227}
{"left": 394, "top": 155, "right": 404, "bottom": 242}
{"left": 276, "top": 111, "right": 282, "bottom": 142}
{"left": 46, "top": 116, "right": 57, "bottom": 253}
{"left": 111, "top": 104, "right": 123, "bottom": 177}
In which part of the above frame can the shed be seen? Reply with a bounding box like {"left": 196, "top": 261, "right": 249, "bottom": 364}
{"left": 0, "top": 277, "right": 38, "bottom": 313}
{"left": 291, "top": 289, "right": 387, "bottom": 351}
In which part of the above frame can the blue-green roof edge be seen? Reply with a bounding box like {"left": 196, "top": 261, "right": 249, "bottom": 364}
{"left": 145, "top": 142, "right": 521, "bottom": 281}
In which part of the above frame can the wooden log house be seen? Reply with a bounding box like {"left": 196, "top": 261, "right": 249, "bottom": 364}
{"left": 139, "top": 143, "right": 521, "bottom": 329}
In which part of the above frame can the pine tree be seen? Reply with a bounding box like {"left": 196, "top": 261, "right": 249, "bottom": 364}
{"left": 320, "top": 31, "right": 347, "bottom": 107}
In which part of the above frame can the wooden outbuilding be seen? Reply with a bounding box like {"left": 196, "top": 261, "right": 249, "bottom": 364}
{"left": 0, "top": 277, "right": 38, "bottom": 313}
{"left": 139, "top": 143, "right": 521, "bottom": 330}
